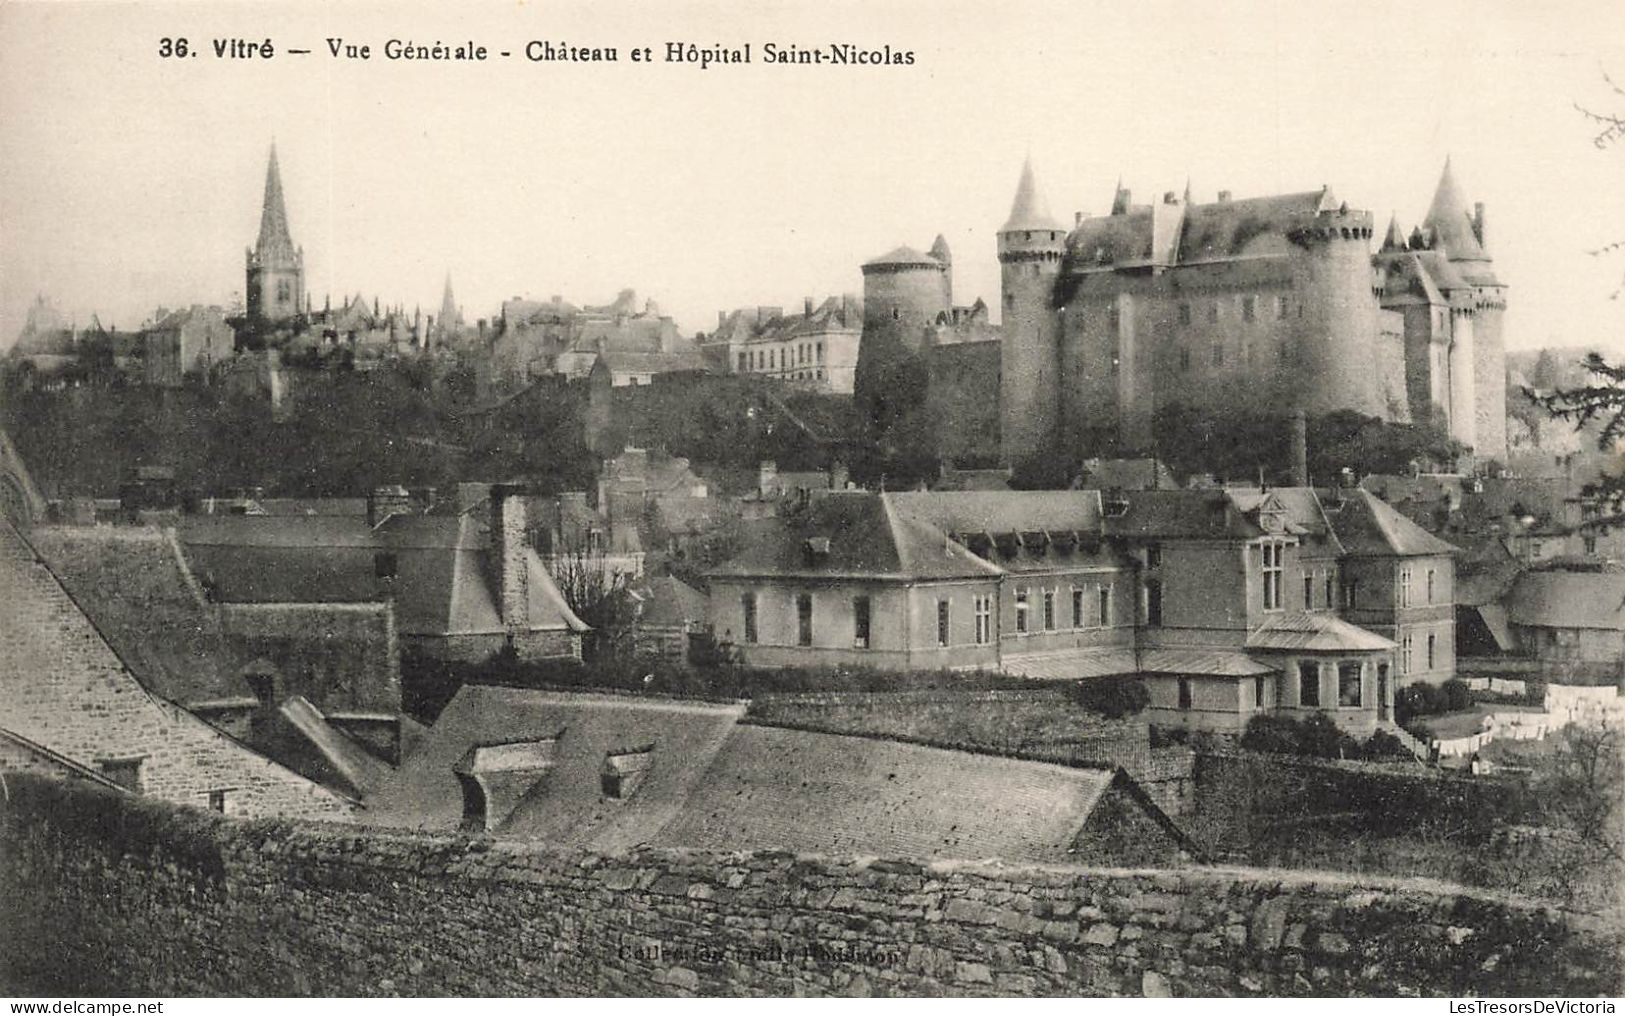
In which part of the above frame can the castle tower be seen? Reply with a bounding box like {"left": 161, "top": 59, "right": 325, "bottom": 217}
{"left": 1286, "top": 188, "right": 1391, "bottom": 421}
{"left": 997, "top": 158, "right": 1065, "bottom": 467}
{"left": 929, "top": 234, "right": 954, "bottom": 310}
{"left": 1423, "top": 158, "right": 1506, "bottom": 462}
{"left": 244, "top": 144, "right": 305, "bottom": 325}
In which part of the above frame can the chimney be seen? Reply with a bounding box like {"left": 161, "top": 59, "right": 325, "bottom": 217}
{"left": 718, "top": 309, "right": 727, "bottom": 329}
{"left": 758, "top": 460, "right": 779, "bottom": 496}
{"left": 1163, "top": 191, "right": 1177, "bottom": 204}
{"left": 804, "top": 296, "right": 814, "bottom": 318}
{"left": 490, "top": 484, "right": 531, "bottom": 636}
{"left": 1473, "top": 202, "right": 1486, "bottom": 247}
{"left": 1217, "top": 190, "right": 1233, "bottom": 203}
{"left": 1075, "top": 211, "right": 1083, "bottom": 226}
{"left": 367, "top": 484, "right": 413, "bottom": 527}
{"left": 1290, "top": 410, "right": 1309, "bottom": 487}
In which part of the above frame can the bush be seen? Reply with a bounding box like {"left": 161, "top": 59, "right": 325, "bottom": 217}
{"left": 1065, "top": 677, "right": 1150, "bottom": 719}
{"left": 1361, "top": 729, "right": 1410, "bottom": 761}
{"left": 1240, "top": 714, "right": 1304, "bottom": 755}
{"left": 1442, "top": 678, "right": 1472, "bottom": 712}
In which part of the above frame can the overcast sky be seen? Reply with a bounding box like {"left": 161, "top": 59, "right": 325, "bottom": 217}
{"left": 2, "top": 0, "right": 1623, "bottom": 356}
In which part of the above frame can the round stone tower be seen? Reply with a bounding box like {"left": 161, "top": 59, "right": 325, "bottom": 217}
{"left": 1423, "top": 159, "right": 1506, "bottom": 462}
{"left": 860, "top": 245, "right": 951, "bottom": 353}
{"left": 997, "top": 158, "right": 1066, "bottom": 467}
{"left": 1286, "top": 192, "right": 1391, "bottom": 420}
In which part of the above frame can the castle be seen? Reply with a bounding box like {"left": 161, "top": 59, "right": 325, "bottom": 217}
{"left": 994, "top": 158, "right": 1508, "bottom": 466}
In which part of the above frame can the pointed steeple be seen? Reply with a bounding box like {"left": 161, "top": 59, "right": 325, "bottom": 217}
{"left": 1422, "top": 157, "right": 1488, "bottom": 262}
{"left": 1381, "top": 213, "right": 1405, "bottom": 252}
{"left": 1001, "top": 157, "right": 1062, "bottom": 233}
{"left": 1110, "top": 177, "right": 1132, "bottom": 216}
{"left": 254, "top": 143, "right": 298, "bottom": 264}
{"left": 438, "top": 273, "right": 461, "bottom": 337}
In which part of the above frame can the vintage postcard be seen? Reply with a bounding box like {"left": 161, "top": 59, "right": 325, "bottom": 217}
{"left": 0, "top": 0, "right": 1622, "bottom": 1001}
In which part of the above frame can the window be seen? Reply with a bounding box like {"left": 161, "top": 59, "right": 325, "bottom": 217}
{"left": 1208, "top": 302, "right": 1219, "bottom": 324}
{"left": 737, "top": 352, "right": 747, "bottom": 372}
{"left": 1255, "top": 676, "right": 1268, "bottom": 709}
{"left": 853, "top": 595, "right": 871, "bottom": 649}
{"left": 1211, "top": 341, "right": 1224, "bottom": 367}
{"left": 1345, "top": 578, "right": 1359, "bottom": 610}
{"left": 974, "top": 595, "right": 992, "bottom": 645}
{"left": 1426, "top": 568, "right": 1436, "bottom": 604}
{"left": 1146, "top": 543, "right": 1162, "bottom": 569}
{"left": 1261, "top": 542, "right": 1284, "bottom": 610}
{"left": 1099, "top": 586, "right": 1112, "bottom": 626}
{"left": 1178, "top": 678, "right": 1193, "bottom": 710}
{"left": 1338, "top": 662, "right": 1363, "bottom": 706}
{"left": 1401, "top": 634, "right": 1413, "bottom": 673}
{"left": 1324, "top": 570, "right": 1335, "bottom": 609}
{"left": 97, "top": 757, "right": 144, "bottom": 794}
{"left": 1427, "top": 632, "right": 1436, "bottom": 670}
{"left": 817, "top": 341, "right": 824, "bottom": 362}
{"left": 1072, "top": 588, "right": 1085, "bottom": 628}
{"left": 1277, "top": 295, "right": 1289, "bottom": 319}
{"left": 937, "top": 599, "right": 951, "bottom": 647}
{"left": 1177, "top": 303, "right": 1191, "bottom": 325}
{"left": 1399, "top": 567, "right": 1412, "bottom": 608}
{"left": 796, "top": 594, "right": 813, "bottom": 646}
{"left": 1298, "top": 662, "right": 1320, "bottom": 707}
{"left": 207, "top": 789, "right": 235, "bottom": 814}
{"left": 1303, "top": 570, "right": 1314, "bottom": 608}
{"left": 742, "top": 593, "right": 758, "bottom": 643}
{"left": 1042, "top": 589, "right": 1056, "bottom": 630}
{"left": 1015, "top": 587, "right": 1030, "bottom": 633}
{"left": 1145, "top": 579, "right": 1163, "bottom": 626}
{"left": 1242, "top": 295, "right": 1256, "bottom": 322}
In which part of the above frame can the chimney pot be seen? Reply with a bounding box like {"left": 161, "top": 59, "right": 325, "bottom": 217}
{"left": 1218, "top": 190, "right": 1232, "bottom": 202}
{"left": 1075, "top": 211, "right": 1083, "bottom": 226}
{"left": 804, "top": 297, "right": 814, "bottom": 317}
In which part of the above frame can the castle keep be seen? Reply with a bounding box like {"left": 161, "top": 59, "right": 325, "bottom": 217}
{"left": 996, "top": 160, "right": 1508, "bottom": 466}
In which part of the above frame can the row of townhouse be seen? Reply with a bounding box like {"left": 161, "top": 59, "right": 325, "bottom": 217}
{"left": 707, "top": 486, "right": 1458, "bottom": 736}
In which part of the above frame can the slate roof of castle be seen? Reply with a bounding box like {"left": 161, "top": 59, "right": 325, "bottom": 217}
{"left": 1422, "top": 158, "right": 1489, "bottom": 263}
{"left": 863, "top": 245, "right": 944, "bottom": 269}
{"left": 1002, "top": 158, "right": 1063, "bottom": 233}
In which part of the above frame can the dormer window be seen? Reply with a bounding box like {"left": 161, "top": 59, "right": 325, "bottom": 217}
{"left": 602, "top": 745, "right": 654, "bottom": 800}
{"left": 803, "top": 536, "right": 831, "bottom": 564}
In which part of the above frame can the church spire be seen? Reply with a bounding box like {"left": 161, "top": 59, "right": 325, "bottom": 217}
{"left": 255, "top": 143, "right": 298, "bottom": 264}
{"left": 437, "top": 273, "right": 460, "bottom": 338}
{"left": 1001, "top": 156, "right": 1062, "bottom": 233}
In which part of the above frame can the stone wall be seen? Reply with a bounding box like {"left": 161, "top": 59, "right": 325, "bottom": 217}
{"left": 2, "top": 771, "right": 1616, "bottom": 997}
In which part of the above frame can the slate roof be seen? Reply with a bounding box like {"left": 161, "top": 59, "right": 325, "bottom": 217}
{"left": 1247, "top": 612, "right": 1395, "bottom": 652}
{"left": 254, "top": 144, "right": 298, "bottom": 263}
{"left": 1066, "top": 188, "right": 1336, "bottom": 272}
{"left": 1138, "top": 648, "right": 1279, "bottom": 677}
{"left": 1077, "top": 458, "right": 1180, "bottom": 491}
{"left": 863, "top": 245, "right": 944, "bottom": 269}
{"left": 1422, "top": 159, "right": 1489, "bottom": 263}
{"left": 1099, "top": 489, "right": 1261, "bottom": 541}
{"left": 629, "top": 574, "right": 707, "bottom": 629}
{"left": 999, "top": 647, "right": 1140, "bottom": 680}
{"left": 661, "top": 724, "right": 1122, "bottom": 862}
{"left": 887, "top": 490, "right": 1105, "bottom": 536}
{"left": 1506, "top": 570, "right": 1625, "bottom": 631}
{"left": 271, "top": 696, "right": 394, "bottom": 800}
{"left": 370, "top": 687, "right": 1180, "bottom": 864}
{"left": 1322, "top": 488, "right": 1459, "bottom": 558}
{"left": 27, "top": 526, "right": 246, "bottom": 705}
{"left": 708, "top": 491, "right": 1001, "bottom": 581}
{"left": 1002, "top": 158, "right": 1063, "bottom": 233}
{"left": 366, "top": 688, "right": 747, "bottom": 850}
{"left": 177, "top": 513, "right": 586, "bottom": 636}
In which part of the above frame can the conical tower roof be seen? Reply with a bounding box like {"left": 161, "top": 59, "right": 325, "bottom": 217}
{"left": 1421, "top": 158, "right": 1488, "bottom": 262}
{"left": 928, "top": 234, "right": 952, "bottom": 264}
{"left": 1381, "top": 214, "right": 1406, "bottom": 252}
{"left": 255, "top": 143, "right": 298, "bottom": 263}
{"left": 1001, "top": 157, "right": 1063, "bottom": 233}
{"left": 438, "top": 273, "right": 460, "bottom": 331}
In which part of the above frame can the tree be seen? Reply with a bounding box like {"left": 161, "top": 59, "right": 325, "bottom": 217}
{"left": 545, "top": 535, "right": 635, "bottom": 659}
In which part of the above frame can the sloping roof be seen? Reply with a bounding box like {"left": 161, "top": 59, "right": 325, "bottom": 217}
{"left": 1099, "top": 489, "right": 1260, "bottom": 541}
{"left": 273, "top": 696, "right": 394, "bottom": 799}
{"left": 862, "top": 245, "right": 944, "bottom": 269}
{"left": 366, "top": 687, "right": 747, "bottom": 850}
{"left": 1138, "top": 648, "right": 1279, "bottom": 677}
{"left": 1002, "top": 158, "right": 1063, "bottom": 233}
{"left": 657, "top": 724, "right": 1117, "bottom": 862}
{"left": 254, "top": 144, "right": 298, "bottom": 263}
{"left": 887, "top": 490, "right": 1104, "bottom": 536}
{"left": 178, "top": 512, "right": 586, "bottom": 635}
{"left": 999, "top": 647, "right": 1140, "bottom": 680}
{"left": 1506, "top": 570, "right": 1625, "bottom": 631}
{"left": 1323, "top": 488, "right": 1459, "bottom": 558}
{"left": 27, "top": 526, "right": 246, "bottom": 704}
{"left": 1422, "top": 159, "right": 1489, "bottom": 264}
{"left": 631, "top": 574, "right": 707, "bottom": 629}
{"left": 708, "top": 491, "right": 1001, "bottom": 581}
{"left": 1078, "top": 458, "right": 1180, "bottom": 491}
{"left": 1247, "top": 612, "right": 1395, "bottom": 652}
